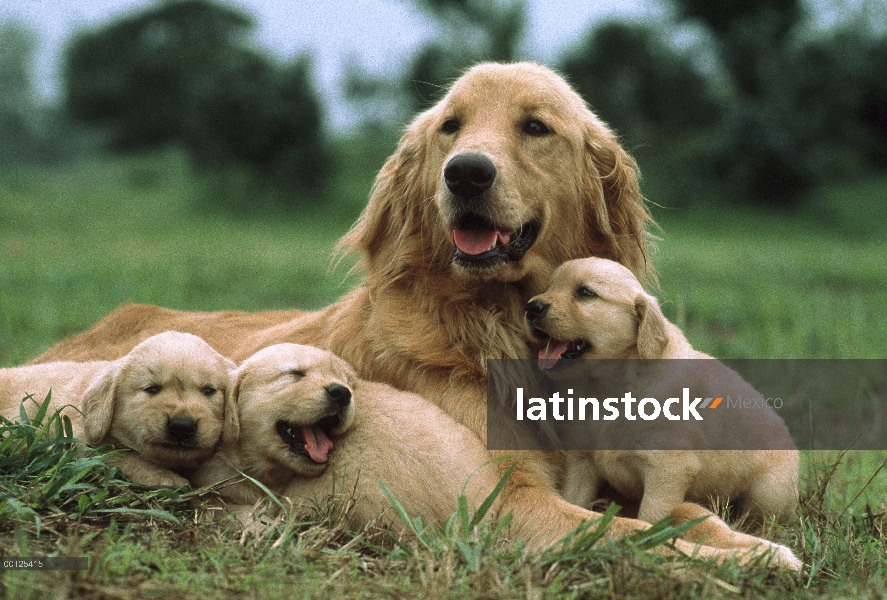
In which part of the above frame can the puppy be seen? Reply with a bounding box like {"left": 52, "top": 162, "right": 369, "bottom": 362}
{"left": 192, "top": 343, "right": 503, "bottom": 535}
{"left": 525, "top": 257, "right": 799, "bottom": 524}
{"left": 1, "top": 331, "right": 236, "bottom": 487}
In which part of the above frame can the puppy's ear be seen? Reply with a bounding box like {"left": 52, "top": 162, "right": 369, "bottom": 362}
{"left": 80, "top": 365, "right": 118, "bottom": 444}
{"left": 222, "top": 367, "right": 245, "bottom": 445}
{"left": 634, "top": 294, "right": 669, "bottom": 359}
{"left": 580, "top": 117, "right": 655, "bottom": 282}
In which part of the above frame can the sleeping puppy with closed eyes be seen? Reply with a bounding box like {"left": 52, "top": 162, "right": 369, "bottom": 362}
{"left": 192, "top": 343, "right": 502, "bottom": 535}
{"left": 1, "top": 331, "right": 236, "bottom": 487}
{"left": 525, "top": 257, "right": 799, "bottom": 526}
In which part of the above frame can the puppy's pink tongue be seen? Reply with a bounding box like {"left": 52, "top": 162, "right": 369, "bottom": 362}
{"left": 453, "top": 229, "right": 509, "bottom": 255}
{"left": 301, "top": 426, "right": 333, "bottom": 463}
{"left": 538, "top": 341, "right": 570, "bottom": 370}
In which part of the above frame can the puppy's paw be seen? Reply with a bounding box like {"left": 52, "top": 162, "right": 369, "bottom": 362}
{"left": 131, "top": 471, "right": 190, "bottom": 488}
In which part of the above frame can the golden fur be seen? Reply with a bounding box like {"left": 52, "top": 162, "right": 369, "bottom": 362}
{"left": 29, "top": 63, "right": 799, "bottom": 568}
{"left": 526, "top": 257, "right": 799, "bottom": 523}
{"left": 4, "top": 331, "right": 235, "bottom": 486}
{"left": 192, "top": 344, "right": 502, "bottom": 535}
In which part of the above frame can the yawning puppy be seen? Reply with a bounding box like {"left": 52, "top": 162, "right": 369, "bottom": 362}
{"left": 193, "top": 343, "right": 502, "bottom": 535}
{"left": 1, "top": 331, "right": 236, "bottom": 487}
{"left": 526, "top": 257, "right": 799, "bottom": 524}
{"left": 192, "top": 344, "right": 356, "bottom": 504}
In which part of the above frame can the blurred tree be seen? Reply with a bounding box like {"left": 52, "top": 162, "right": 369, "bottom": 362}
{"left": 344, "top": 0, "right": 527, "bottom": 125}
{"left": 667, "top": 0, "right": 816, "bottom": 201}
{"left": 0, "top": 22, "right": 39, "bottom": 163}
{"left": 560, "top": 21, "right": 721, "bottom": 145}
{"left": 794, "top": 30, "right": 887, "bottom": 170}
{"left": 403, "top": 0, "right": 526, "bottom": 110}
{"left": 63, "top": 0, "right": 332, "bottom": 197}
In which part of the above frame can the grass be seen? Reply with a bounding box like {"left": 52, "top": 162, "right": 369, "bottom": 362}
{"left": 1, "top": 144, "right": 886, "bottom": 597}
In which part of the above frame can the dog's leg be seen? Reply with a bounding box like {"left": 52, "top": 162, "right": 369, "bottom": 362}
{"left": 740, "top": 451, "right": 799, "bottom": 522}
{"left": 668, "top": 502, "right": 802, "bottom": 570}
{"left": 561, "top": 451, "right": 601, "bottom": 509}
{"left": 495, "top": 456, "right": 801, "bottom": 570}
{"left": 636, "top": 455, "right": 700, "bottom": 525}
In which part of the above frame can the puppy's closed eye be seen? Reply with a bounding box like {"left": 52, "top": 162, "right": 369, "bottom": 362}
{"left": 143, "top": 384, "right": 162, "bottom": 395}
{"left": 575, "top": 286, "right": 596, "bottom": 299}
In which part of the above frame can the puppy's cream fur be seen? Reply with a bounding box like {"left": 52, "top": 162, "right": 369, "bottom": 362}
{"left": 527, "top": 257, "right": 799, "bottom": 524}
{"left": 1, "top": 331, "right": 236, "bottom": 487}
{"left": 193, "top": 343, "right": 502, "bottom": 534}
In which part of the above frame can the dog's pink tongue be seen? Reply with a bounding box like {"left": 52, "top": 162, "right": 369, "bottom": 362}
{"left": 453, "top": 229, "right": 509, "bottom": 255}
{"left": 301, "top": 426, "right": 333, "bottom": 463}
{"left": 538, "top": 341, "right": 570, "bottom": 370}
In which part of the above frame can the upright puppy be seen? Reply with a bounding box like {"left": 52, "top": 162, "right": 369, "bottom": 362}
{"left": 192, "top": 344, "right": 503, "bottom": 534}
{"left": 526, "top": 257, "right": 799, "bottom": 524}
{"left": 1, "top": 331, "right": 236, "bottom": 487}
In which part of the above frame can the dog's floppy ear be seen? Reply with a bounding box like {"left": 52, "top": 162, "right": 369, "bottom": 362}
{"left": 80, "top": 364, "right": 119, "bottom": 444}
{"left": 222, "top": 367, "right": 246, "bottom": 445}
{"left": 634, "top": 294, "right": 669, "bottom": 359}
{"left": 337, "top": 110, "right": 436, "bottom": 279}
{"left": 580, "top": 117, "right": 655, "bottom": 282}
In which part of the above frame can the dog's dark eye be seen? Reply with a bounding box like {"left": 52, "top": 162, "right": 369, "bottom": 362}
{"left": 441, "top": 118, "right": 460, "bottom": 134}
{"left": 576, "top": 286, "right": 596, "bottom": 299}
{"left": 288, "top": 369, "right": 306, "bottom": 379}
{"left": 522, "top": 119, "right": 550, "bottom": 136}
{"left": 143, "top": 384, "right": 162, "bottom": 395}
{"left": 201, "top": 386, "right": 217, "bottom": 397}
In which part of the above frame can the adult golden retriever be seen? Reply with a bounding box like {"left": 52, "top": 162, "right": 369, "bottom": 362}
{"left": 31, "top": 63, "right": 799, "bottom": 568}
{"left": 193, "top": 343, "right": 502, "bottom": 535}
{"left": 5, "top": 331, "right": 235, "bottom": 486}
{"left": 525, "top": 257, "right": 799, "bottom": 524}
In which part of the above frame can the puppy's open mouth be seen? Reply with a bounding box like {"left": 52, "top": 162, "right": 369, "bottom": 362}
{"left": 451, "top": 214, "right": 539, "bottom": 267}
{"left": 535, "top": 336, "right": 590, "bottom": 370}
{"left": 276, "top": 415, "right": 341, "bottom": 464}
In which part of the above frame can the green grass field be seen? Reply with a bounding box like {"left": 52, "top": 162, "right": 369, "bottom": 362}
{"left": 1, "top": 146, "right": 885, "bottom": 598}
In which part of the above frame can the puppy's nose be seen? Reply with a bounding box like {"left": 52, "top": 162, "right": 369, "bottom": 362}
{"left": 326, "top": 384, "right": 352, "bottom": 409}
{"left": 167, "top": 417, "right": 197, "bottom": 442}
{"left": 525, "top": 299, "right": 550, "bottom": 322}
{"left": 444, "top": 153, "right": 496, "bottom": 198}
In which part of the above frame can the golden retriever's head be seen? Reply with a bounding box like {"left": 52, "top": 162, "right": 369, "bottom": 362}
{"left": 230, "top": 344, "right": 356, "bottom": 479}
{"left": 525, "top": 257, "right": 669, "bottom": 368}
{"left": 81, "top": 331, "right": 236, "bottom": 469}
{"left": 341, "top": 62, "right": 652, "bottom": 288}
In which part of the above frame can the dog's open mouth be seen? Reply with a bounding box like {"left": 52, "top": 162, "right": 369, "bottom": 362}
{"left": 536, "top": 337, "right": 590, "bottom": 370}
{"left": 452, "top": 214, "right": 539, "bottom": 267}
{"left": 276, "top": 415, "right": 341, "bottom": 464}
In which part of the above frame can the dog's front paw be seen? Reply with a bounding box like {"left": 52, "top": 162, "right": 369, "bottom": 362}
{"left": 771, "top": 543, "right": 803, "bottom": 572}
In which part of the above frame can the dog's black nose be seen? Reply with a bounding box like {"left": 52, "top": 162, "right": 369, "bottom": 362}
{"left": 326, "top": 384, "right": 352, "bottom": 409}
{"left": 525, "top": 299, "right": 549, "bottom": 321}
{"left": 167, "top": 417, "right": 197, "bottom": 442}
{"left": 444, "top": 153, "right": 496, "bottom": 198}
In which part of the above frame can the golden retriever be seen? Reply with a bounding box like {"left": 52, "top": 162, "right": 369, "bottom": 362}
{"left": 29, "top": 63, "right": 799, "bottom": 568}
{"left": 192, "top": 343, "right": 503, "bottom": 535}
{"left": 4, "top": 331, "right": 235, "bottom": 486}
{"left": 525, "top": 257, "right": 799, "bottom": 524}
